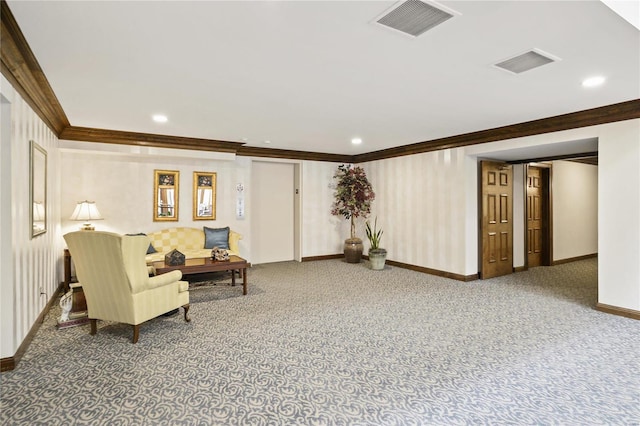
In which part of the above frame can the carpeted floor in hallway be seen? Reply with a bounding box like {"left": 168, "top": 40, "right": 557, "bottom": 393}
{"left": 1, "top": 258, "right": 638, "bottom": 425}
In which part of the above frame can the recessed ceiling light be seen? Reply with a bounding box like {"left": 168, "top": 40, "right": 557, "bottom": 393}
{"left": 152, "top": 114, "right": 168, "bottom": 123}
{"left": 351, "top": 138, "right": 363, "bottom": 145}
{"left": 582, "top": 76, "right": 605, "bottom": 88}
{"left": 264, "top": 140, "right": 271, "bottom": 144}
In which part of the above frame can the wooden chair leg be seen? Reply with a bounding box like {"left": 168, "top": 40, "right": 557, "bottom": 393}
{"left": 132, "top": 324, "right": 140, "bottom": 344}
{"left": 90, "top": 319, "right": 97, "bottom": 335}
{"left": 183, "top": 304, "right": 191, "bottom": 322}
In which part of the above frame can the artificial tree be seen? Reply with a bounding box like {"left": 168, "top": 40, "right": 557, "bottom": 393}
{"left": 331, "top": 164, "right": 375, "bottom": 263}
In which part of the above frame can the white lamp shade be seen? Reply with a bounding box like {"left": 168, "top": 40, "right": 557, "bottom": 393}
{"left": 70, "top": 201, "right": 103, "bottom": 221}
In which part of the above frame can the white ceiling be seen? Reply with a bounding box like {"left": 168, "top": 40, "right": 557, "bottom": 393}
{"left": 6, "top": 0, "right": 640, "bottom": 156}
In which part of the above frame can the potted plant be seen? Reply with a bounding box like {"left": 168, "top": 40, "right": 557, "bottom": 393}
{"left": 331, "top": 164, "right": 375, "bottom": 263}
{"left": 366, "top": 217, "right": 387, "bottom": 270}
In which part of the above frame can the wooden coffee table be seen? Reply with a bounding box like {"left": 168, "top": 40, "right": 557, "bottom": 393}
{"left": 153, "top": 255, "right": 251, "bottom": 295}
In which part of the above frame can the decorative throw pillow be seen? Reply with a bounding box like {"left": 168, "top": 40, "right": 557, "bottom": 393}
{"left": 126, "top": 233, "right": 157, "bottom": 254}
{"left": 204, "top": 226, "right": 230, "bottom": 249}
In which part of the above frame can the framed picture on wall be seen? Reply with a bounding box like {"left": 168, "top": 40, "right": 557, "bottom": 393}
{"left": 30, "top": 140, "right": 47, "bottom": 238}
{"left": 193, "top": 171, "right": 216, "bottom": 220}
{"left": 154, "top": 170, "right": 179, "bottom": 221}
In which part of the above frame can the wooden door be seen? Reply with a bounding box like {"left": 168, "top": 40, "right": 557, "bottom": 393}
{"left": 480, "top": 161, "right": 513, "bottom": 279}
{"left": 526, "top": 165, "right": 552, "bottom": 267}
{"left": 527, "top": 166, "right": 543, "bottom": 267}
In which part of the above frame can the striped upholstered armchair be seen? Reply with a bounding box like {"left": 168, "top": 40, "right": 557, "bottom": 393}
{"left": 64, "top": 231, "right": 191, "bottom": 343}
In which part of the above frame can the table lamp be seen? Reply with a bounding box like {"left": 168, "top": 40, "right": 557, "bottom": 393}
{"left": 70, "top": 200, "right": 103, "bottom": 230}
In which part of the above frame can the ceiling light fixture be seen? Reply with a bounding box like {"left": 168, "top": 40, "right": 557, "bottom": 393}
{"left": 152, "top": 114, "right": 168, "bottom": 123}
{"left": 264, "top": 140, "right": 271, "bottom": 144}
{"left": 351, "top": 138, "right": 363, "bottom": 145}
{"left": 582, "top": 76, "right": 605, "bottom": 88}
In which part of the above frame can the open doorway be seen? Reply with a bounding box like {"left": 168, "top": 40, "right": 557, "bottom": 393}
{"left": 476, "top": 138, "right": 598, "bottom": 278}
{"left": 525, "top": 163, "right": 552, "bottom": 268}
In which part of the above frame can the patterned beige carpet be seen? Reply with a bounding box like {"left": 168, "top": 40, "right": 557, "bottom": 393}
{"left": 1, "top": 258, "right": 639, "bottom": 425}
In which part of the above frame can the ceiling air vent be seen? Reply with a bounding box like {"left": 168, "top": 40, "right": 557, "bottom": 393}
{"left": 494, "top": 49, "right": 560, "bottom": 74}
{"left": 374, "top": 0, "right": 459, "bottom": 37}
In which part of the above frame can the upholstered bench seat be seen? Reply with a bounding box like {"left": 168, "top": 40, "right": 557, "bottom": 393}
{"left": 145, "top": 227, "right": 241, "bottom": 264}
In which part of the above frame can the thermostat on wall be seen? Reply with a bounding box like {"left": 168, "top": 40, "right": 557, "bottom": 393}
{"left": 236, "top": 183, "right": 245, "bottom": 219}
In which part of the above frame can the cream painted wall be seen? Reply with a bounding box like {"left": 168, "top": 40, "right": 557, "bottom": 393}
{"left": 60, "top": 146, "right": 253, "bottom": 260}
{"left": 552, "top": 160, "right": 598, "bottom": 261}
{"left": 1, "top": 95, "right": 14, "bottom": 359}
{"left": 60, "top": 145, "right": 335, "bottom": 264}
{"left": 60, "top": 145, "right": 346, "bottom": 263}
{"left": 598, "top": 119, "right": 640, "bottom": 311}
{"left": 363, "top": 148, "right": 469, "bottom": 276}
{"left": 1, "top": 76, "right": 62, "bottom": 359}
{"left": 301, "top": 160, "right": 346, "bottom": 257}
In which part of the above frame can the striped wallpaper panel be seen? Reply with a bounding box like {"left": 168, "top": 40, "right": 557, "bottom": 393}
{"left": 1, "top": 79, "right": 62, "bottom": 358}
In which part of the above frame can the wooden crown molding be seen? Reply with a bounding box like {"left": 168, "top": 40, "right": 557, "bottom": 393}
{"left": 2, "top": 0, "right": 638, "bottom": 162}
{"left": 236, "top": 146, "right": 353, "bottom": 163}
{"left": 507, "top": 151, "right": 598, "bottom": 165}
{"left": 354, "top": 99, "right": 640, "bottom": 163}
{"left": 568, "top": 156, "right": 598, "bottom": 166}
{"left": 60, "top": 126, "right": 244, "bottom": 153}
{"left": 0, "top": 0, "right": 69, "bottom": 135}
{"left": 58, "top": 99, "right": 638, "bottom": 163}
{"left": 60, "top": 126, "right": 352, "bottom": 162}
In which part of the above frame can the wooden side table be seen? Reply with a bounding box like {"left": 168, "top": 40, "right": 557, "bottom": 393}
{"left": 64, "top": 248, "right": 74, "bottom": 292}
{"left": 58, "top": 249, "right": 90, "bottom": 329}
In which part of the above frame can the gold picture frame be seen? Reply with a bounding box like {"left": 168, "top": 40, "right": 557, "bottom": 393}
{"left": 154, "top": 169, "right": 179, "bottom": 221}
{"left": 193, "top": 172, "right": 216, "bottom": 220}
{"left": 30, "top": 140, "right": 47, "bottom": 238}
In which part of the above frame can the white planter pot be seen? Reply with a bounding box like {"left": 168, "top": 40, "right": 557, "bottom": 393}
{"left": 369, "top": 249, "right": 387, "bottom": 270}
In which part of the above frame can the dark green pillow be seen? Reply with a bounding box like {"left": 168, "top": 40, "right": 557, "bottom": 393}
{"left": 204, "top": 226, "right": 230, "bottom": 249}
